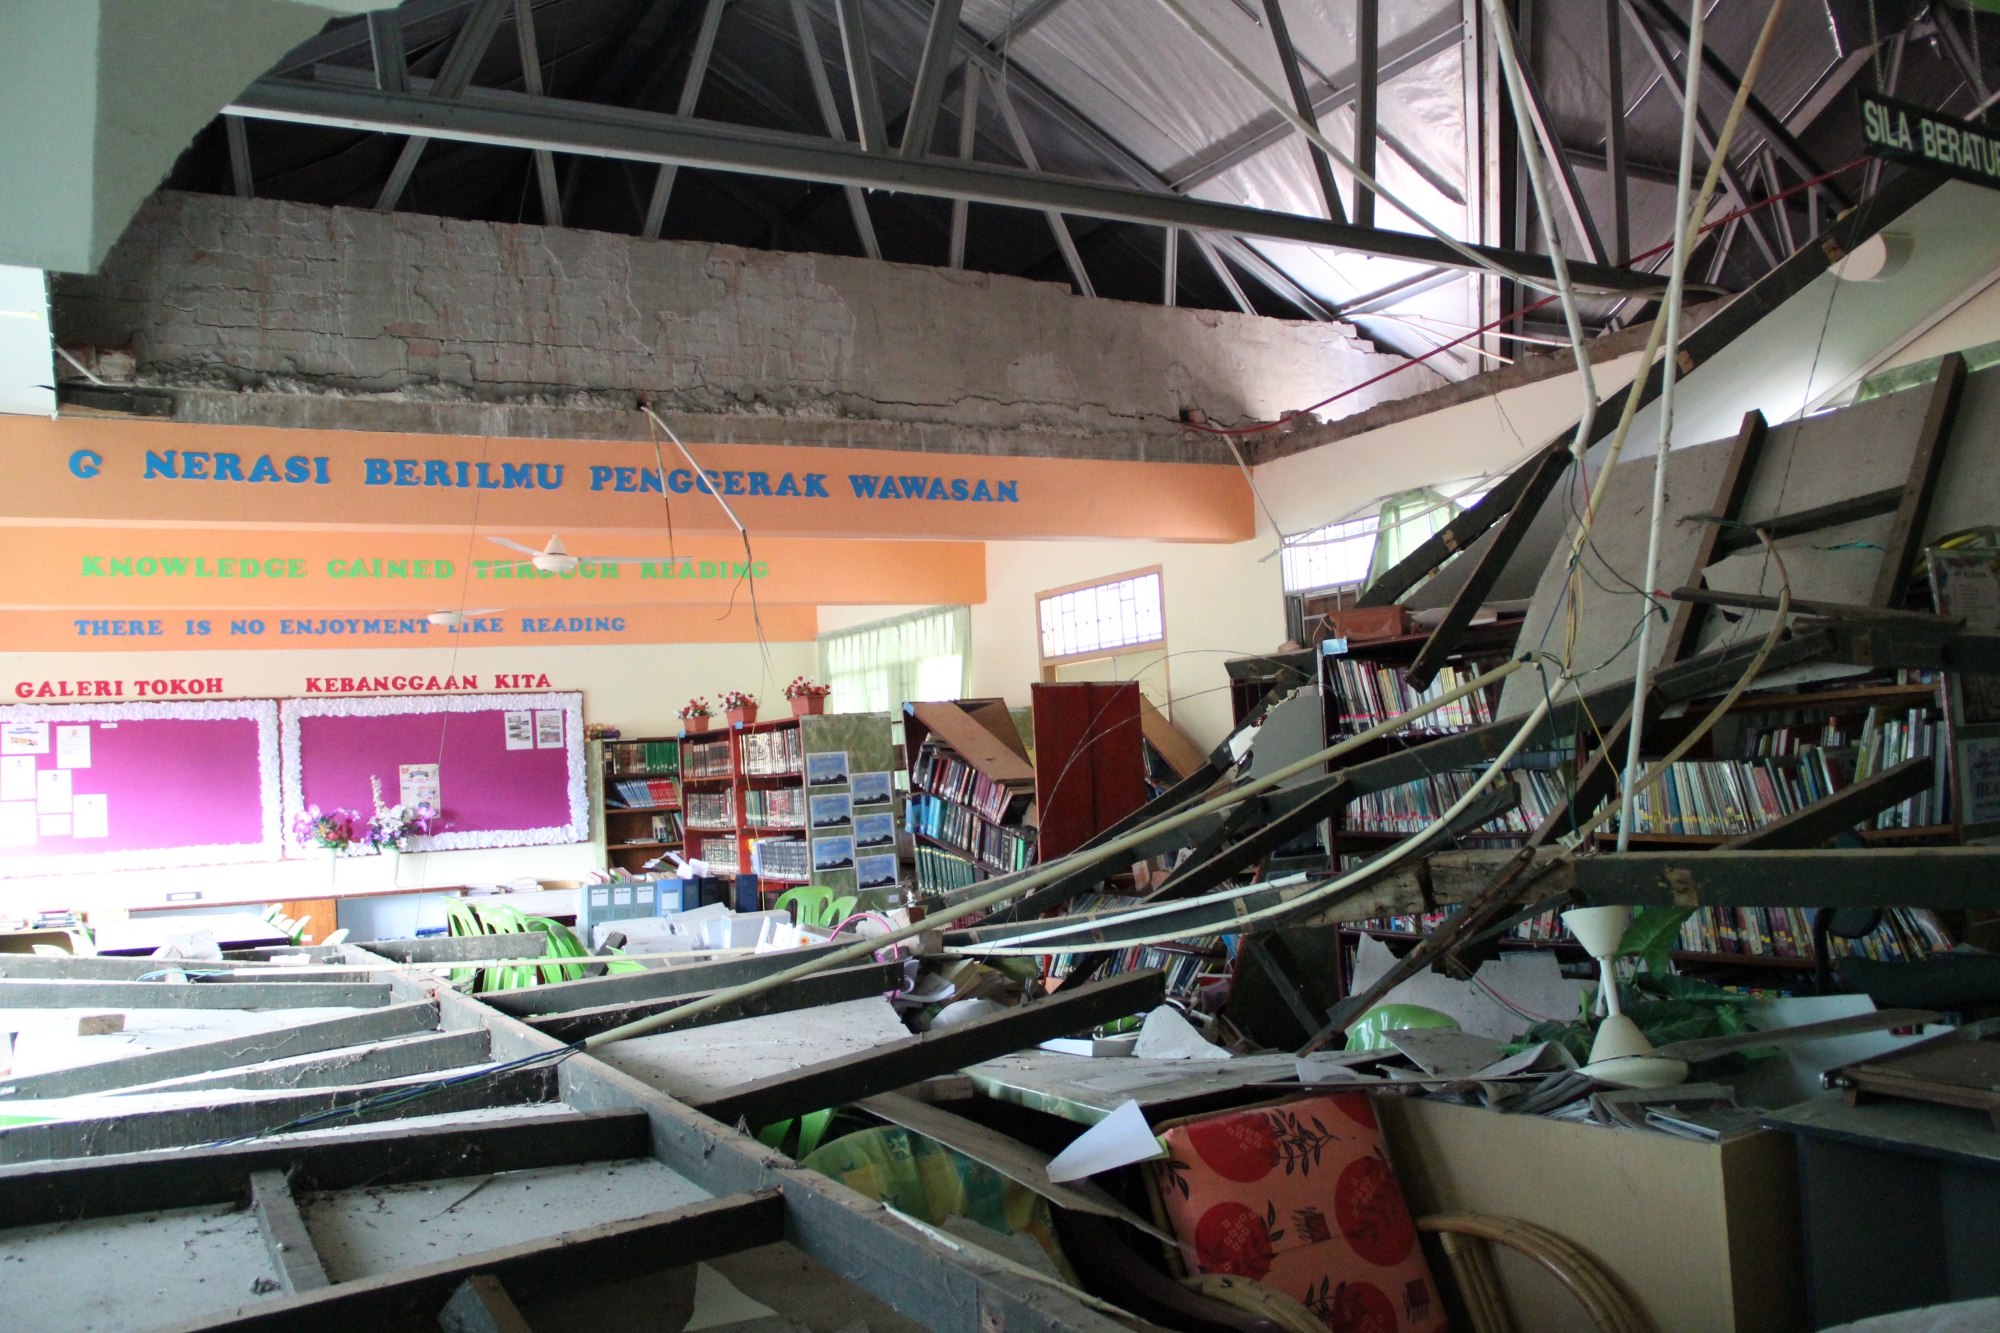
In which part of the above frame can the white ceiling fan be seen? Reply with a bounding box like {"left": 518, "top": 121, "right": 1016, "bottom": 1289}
{"left": 484, "top": 534, "right": 661, "bottom": 575}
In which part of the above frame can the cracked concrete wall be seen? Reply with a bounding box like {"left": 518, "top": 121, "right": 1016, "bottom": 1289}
{"left": 54, "top": 191, "right": 1442, "bottom": 459}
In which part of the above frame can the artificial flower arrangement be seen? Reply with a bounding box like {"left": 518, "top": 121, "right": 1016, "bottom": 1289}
{"left": 784, "top": 676, "right": 830, "bottom": 715}
{"left": 364, "top": 775, "right": 434, "bottom": 852}
{"left": 720, "top": 689, "right": 759, "bottom": 725}
{"left": 678, "top": 697, "right": 713, "bottom": 720}
{"left": 292, "top": 805, "right": 360, "bottom": 854}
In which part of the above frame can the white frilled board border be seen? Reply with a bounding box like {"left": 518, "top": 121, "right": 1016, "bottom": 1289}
{"left": 0, "top": 699, "right": 283, "bottom": 877}
{"left": 278, "top": 692, "right": 589, "bottom": 854}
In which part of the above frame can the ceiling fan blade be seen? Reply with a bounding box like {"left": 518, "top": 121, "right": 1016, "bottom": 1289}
{"left": 590, "top": 555, "right": 671, "bottom": 565}
{"left": 485, "top": 536, "right": 541, "bottom": 555}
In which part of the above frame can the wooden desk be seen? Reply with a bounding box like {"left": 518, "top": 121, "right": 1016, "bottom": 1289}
{"left": 92, "top": 912, "right": 290, "bottom": 955}
{"left": 1764, "top": 1094, "right": 2000, "bottom": 1326}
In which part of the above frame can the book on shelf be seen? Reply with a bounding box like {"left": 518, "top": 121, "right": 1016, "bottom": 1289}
{"left": 1046, "top": 893, "right": 1229, "bottom": 999}
{"left": 741, "top": 726, "right": 803, "bottom": 776}
{"left": 913, "top": 743, "right": 1031, "bottom": 824}
{"left": 1325, "top": 656, "right": 1497, "bottom": 734}
{"left": 649, "top": 812, "right": 682, "bottom": 844}
{"left": 915, "top": 842, "right": 981, "bottom": 895}
{"left": 907, "top": 792, "right": 1035, "bottom": 872}
{"left": 1678, "top": 906, "right": 1953, "bottom": 963}
{"left": 744, "top": 787, "right": 805, "bottom": 829}
{"left": 684, "top": 790, "right": 737, "bottom": 830}
{"left": 696, "top": 835, "right": 741, "bottom": 874}
{"left": 1342, "top": 768, "right": 1555, "bottom": 837}
{"left": 1622, "top": 735, "right": 1949, "bottom": 837}
{"left": 611, "top": 777, "right": 679, "bottom": 809}
{"left": 750, "top": 836, "right": 810, "bottom": 880}
{"left": 683, "top": 736, "right": 733, "bottom": 778}
{"left": 608, "top": 740, "right": 679, "bottom": 775}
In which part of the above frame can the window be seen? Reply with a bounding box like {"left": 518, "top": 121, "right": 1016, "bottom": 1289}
{"left": 1281, "top": 514, "right": 1380, "bottom": 594}
{"left": 1037, "top": 568, "right": 1164, "bottom": 664}
{"left": 817, "top": 606, "right": 969, "bottom": 714}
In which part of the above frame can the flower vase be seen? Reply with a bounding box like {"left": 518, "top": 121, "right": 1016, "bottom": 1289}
{"left": 683, "top": 715, "right": 710, "bottom": 734}
{"left": 383, "top": 845, "right": 403, "bottom": 888}
{"left": 790, "top": 694, "right": 825, "bottom": 717}
{"left": 727, "top": 705, "right": 758, "bottom": 727}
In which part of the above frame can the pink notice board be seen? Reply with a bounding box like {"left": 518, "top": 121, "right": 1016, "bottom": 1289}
{"left": 0, "top": 700, "right": 282, "bottom": 877}
{"left": 280, "top": 692, "right": 588, "bottom": 853}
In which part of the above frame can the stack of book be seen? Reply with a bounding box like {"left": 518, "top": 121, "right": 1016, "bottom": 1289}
{"left": 1678, "top": 905, "right": 1953, "bottom": 962}
{"left": 683, "top": 737, "right": 733, "bottom": 778}
{"left": 750, "top": 837, "right": 809, "bottom": 880}
{"left": 1326, "top": 658, "right": 1497, "bottom": 734}
{"left": 611, "top": 777, "right": 678, "bottom": 809}
{"left": 744, "top": 788, "right": 805, "bottom": 829}
{"left": 915, "top": 843, "right": 981, "bottom": 895}
{"left": 608, "top": 740, "right": 678, "bottom": 774}
{"left": 684, "top": 790, "right": 736, "bottom": 830}
{"left": 908, "top": 792, "right": 1035, "bottom": 872}
{"left": 1622, "top": 750, "right": 1877, "bottom": 837}
{"left": 741, "top": 727, "right": 803, "bottom": 776}
{"left": 1856, "top": 708, "right": 1950, "bottom": 828}
{"left": 913, "top": 746, "right": 1028, "bottom": 823}
{"left": 648, "top": 812, "right": 682, "bottom": 844}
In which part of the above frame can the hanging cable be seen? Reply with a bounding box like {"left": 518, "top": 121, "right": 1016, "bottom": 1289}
{"left": 1617, "top": 0, "right": 1789, "bottom": 851}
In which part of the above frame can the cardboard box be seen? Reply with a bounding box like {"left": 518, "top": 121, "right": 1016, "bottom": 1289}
{"left": 1376, "top": 1096, "right": 1805, "bottom": 1333}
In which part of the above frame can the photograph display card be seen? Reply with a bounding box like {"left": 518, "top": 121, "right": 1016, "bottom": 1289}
{"left": 850, "top": 771, "right": 893, "bottom": 805}
{"left": 3, "top": 722, "right": 49, "bottom": 754}
{"left": 806, "top": 750, "right": 850, "bottom": 786}
{"left": 856, "top": 853, "right": 899, "bottom": 890}
{"left": 853, "top": 812, "right": 895, "bottom": 848}
{"left": 535, "top": 709, "right": 565, "bottom": 749}
{"left": 399, "top": 763, "right": 441, "bottom": 810}
{"left": 0, "top": 756, "right": 31, "bottom": 801}
{"left": 504, "top": 711, "right": 535, "bottom": 750}
{"left": 810, "top": 791, "right": 852, "bottom": 829}
{"left": 812, "top": 835, "right": 855, "bottom": 871}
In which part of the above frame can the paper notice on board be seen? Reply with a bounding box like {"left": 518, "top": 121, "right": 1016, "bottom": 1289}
{"left": 72, "top": 793, "right": 108, "bottom": 839}
{"left": 504, "top": 711, "right": 534, "bottom": 750}
{"left": 0, "top": 801, "right": 36, "bottom": 846}
{"left": 534, "top": 710, "right": 564, "bottom": 749}
{"left": 55, "top": 726, "right": 90, "bottom": 769}
{"left": 35, "top": 768, "right": 71, "bottom": 815}
{"left": 0, "top": 756, "right": 33, "bottom": 802}
{"left": 38, "top": 813, "right": 70, "bottom": 838}
{"left": 399, "top": 763, "right": 440, "bottom": 811}
{"left": 2, "top": 722, "right": 49, "bottom": 754}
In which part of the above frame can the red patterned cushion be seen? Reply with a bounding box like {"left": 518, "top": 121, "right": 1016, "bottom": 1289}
{"left": 1152, "top": 1094, "right": 1445, "bottom": 1333}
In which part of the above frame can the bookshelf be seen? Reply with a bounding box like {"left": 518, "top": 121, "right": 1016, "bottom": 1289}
{"left": 678, "top": 711, "right": 903, "bottom": 907}
{"left": 1318, "top": 620, "right": 1524, "bottom": 854}
{"left": 905, "top": 700, "right": 1037, "bottom": 898}
{"left": 602, "top": 736, "right": 683, "bottom": 876}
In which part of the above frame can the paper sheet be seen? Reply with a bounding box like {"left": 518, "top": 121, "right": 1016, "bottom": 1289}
{"left": 2, "top": 722, "right": 49, "bottom": 754}
{"left": 35, "top": 768, "right": 71, "bottom": 815}
{"left": 37, "top": 814, "right": 70, "bottom": 838}
{"left": 71, "top": 793, "right": 108, "bottom": 839}
{"left": 1046, "top": 1099, "right": 1167, "bottom": 1182}
{"left": 0, "top": 800, "right": 36, "bottom": 846}
{"left": 0, "top": 756, "right": 34, "bottom": 801}
{"left": 1131, "top": 1005, "right": 1232, "bottom": 1060}
{"left": 398, "top": 762, "right": 440, "bottom": 810}
{"left": 534, "top": 709, "right": 564, "bottom": 748}
{"left": 504, "top": 711, "right": 534, "bottom": 750}
{"left": 55, "top": 726, "right": 90, "bottom": 769}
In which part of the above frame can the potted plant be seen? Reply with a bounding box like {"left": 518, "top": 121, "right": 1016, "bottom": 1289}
{"left": 679, "top": 697, "right": 713, "bottom": 734}
{"left": 292, "top": 804, "right": 360, "bottom": 857}
{"left": 785, "top": 676, "right": 832, "bottom": 716}
{"left": 363, "top": 775, "right": 433, "bottom": 862}
{"left": 721, "top": 689, "right": 759, "bottom": 727}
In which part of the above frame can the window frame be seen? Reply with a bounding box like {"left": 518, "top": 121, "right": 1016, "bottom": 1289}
{"left": 1034, "top": 565, "right": 1167, "bottom": 671}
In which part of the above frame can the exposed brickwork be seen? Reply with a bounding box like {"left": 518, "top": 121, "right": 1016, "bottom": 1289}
{"left": 54, "top": 192, "right": 1442, "bottom": 461}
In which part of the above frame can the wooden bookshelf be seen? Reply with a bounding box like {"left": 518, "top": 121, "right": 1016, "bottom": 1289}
{"left": 905, "top": 699, "right": 1036, "bottom": 896}
{"left": 678, "top": 717, "right": 809, "bottom": 893}
{"left": 602, "top": 736, "right": 683, "bottom": 876}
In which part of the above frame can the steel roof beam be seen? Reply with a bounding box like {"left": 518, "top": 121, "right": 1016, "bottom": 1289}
{"left": 230, "top": 78, "right": 1661, "bottom": 289}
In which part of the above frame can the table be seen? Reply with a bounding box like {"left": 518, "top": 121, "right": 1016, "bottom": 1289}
{"left": 964, "top": 1051, "right": 1297, "bottom": 1125}
{"left": 1763, "top": 1093, "right": 2000, "bottom": 1327}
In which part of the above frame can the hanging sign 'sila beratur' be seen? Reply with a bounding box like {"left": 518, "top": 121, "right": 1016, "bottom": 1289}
{"left": 1860, "top": 91, "right": 2000, "bottom": 192}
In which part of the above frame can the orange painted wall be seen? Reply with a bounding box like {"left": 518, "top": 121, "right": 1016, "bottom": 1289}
{"left": 5, "top": 416, "right": 1253, "bottom": 542}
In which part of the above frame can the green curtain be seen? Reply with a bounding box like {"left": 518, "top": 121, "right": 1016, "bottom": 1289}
{"left": 817, "top": 606, "right": 970, "bottom": 714}
{"left": 1365, "top": 488, "right": 1459, "bottom": 591}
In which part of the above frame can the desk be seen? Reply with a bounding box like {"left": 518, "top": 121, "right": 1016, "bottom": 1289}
{"left": 1764, "top": 1094, "right": 2000, "bottom": 1327}
{"left": 92, "top": 912, "right": 289, "bottom": 956}
{"left": 964, "top": 1051, "right": 1296, "bottom": 1125}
